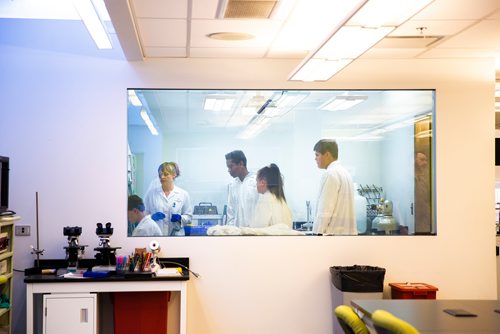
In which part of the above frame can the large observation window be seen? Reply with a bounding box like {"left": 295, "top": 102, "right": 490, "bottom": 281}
{"left": 127, "top": 89, "right": 434, "bottom": 236}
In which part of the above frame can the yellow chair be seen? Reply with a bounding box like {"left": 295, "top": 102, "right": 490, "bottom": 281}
{"left": 334, "top": 305, "right": 370, "bottom": 334}
{"left": 371, "top": 309, "right": 420, "bottom": 334}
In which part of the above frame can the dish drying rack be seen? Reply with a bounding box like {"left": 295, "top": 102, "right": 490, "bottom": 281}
{"left": 357, "top": 184, "right": 383, "bottom": 223}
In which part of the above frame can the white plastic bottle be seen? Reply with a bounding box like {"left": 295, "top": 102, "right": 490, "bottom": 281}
{"left": 354, "top": 185, "right": 368, "bottom": 234}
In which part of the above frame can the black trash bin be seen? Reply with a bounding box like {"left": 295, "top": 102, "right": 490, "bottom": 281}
{"left": 330, "top": 265, "right": 385, "bottom": 334}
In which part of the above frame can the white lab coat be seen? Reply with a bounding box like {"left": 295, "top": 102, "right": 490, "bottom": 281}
{"left": 226, "top": 172, "right": 258, "bottom": 227}
{"left": 313, "top": 161, "right": 357, "bottom": 235}
{"left": 144, "top": 185, "right": 193, "bottom": 236}
{"left": 132, "top": 215, "right": 162, "bottom": 237}
{"left": 251, "top": 191, "right": 293, "bottom": 228}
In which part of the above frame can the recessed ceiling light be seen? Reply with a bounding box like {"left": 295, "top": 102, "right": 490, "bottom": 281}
{"left": 207, "top": 32, "right": 255, "bottom": 41}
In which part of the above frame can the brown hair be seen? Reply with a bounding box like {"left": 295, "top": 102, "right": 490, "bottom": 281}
{"left": 257, "top": 163, "right": 286, "bottom": 202}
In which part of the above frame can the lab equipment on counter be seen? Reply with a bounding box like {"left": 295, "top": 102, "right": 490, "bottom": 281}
{"left": 354, "top": 186, "right": 368, "bottom": 234}
{"left": 94, "top": 222, "right": 121, "bottom": 268}
{"left": 357, "top": 184, "right": 383, "bottom": 231}
{"left": 63, "top": 226, "right": 87, "bottom": 271}
{"left": 376, "top": 200, "right": 399, "bottom": 234}
{"left": 192, "top": 202, "right": 222, "bottom": 227}
{"left": 149, "top": 240, "right": 161, "bottom": 273}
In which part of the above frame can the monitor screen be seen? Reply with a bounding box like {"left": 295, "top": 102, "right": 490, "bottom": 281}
{"left": 0, "top": 156, "right": 9, "bottom": 213}
{"left": 496, "top": 138, "right": 500, "bottom": 166}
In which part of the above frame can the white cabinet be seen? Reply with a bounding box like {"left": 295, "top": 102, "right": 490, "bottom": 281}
{"left": 43, "top": 293, "right": 97, "bottom": 334}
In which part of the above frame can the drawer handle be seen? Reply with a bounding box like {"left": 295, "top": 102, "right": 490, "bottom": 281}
{"left": 80, "top": 308, "right": 88, "bottom": 323}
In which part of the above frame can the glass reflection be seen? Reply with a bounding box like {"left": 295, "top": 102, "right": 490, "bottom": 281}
{"left": 127, "top": 89, "right": 435, "bottom": 236}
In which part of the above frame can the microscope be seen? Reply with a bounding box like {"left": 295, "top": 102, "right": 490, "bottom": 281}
{"left": 63, "top": 226, "right": 87, "bottom": 272}
{"left": 94, "top": 222, "right": 121, "bottom": 268}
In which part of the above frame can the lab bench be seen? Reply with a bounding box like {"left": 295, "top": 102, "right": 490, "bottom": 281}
{"left": 24, "top": 257, "right": 189, "bottom": 334}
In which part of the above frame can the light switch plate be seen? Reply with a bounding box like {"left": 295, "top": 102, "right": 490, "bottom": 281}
{"left": 15, "top": 225, "right": 30, "bottom": 236}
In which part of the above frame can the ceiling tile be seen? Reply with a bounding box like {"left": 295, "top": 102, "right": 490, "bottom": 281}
{"left": 190, "top": 19, "right": 280, "bottom": 48}
{"left": 131, "top": 0, "right": 188, "bottom": 19}
{"left": 143, "top": 47, "right": 187, "bottom": 58}
{"left": 265, "top": 49, "right": 307, "bottom": 59}
{"left": 436, "top": 19, "right": 500, "bottom": 48}
{"left": 413, "top": 0, "right": 500, "bottom": 20}
{"left": 391, "top": 19, "right": 476, "bottom": 37}
{"left": 419, "top": 48, "right": 496, "bottom": 58}
{"left": 136, "top": 18, "right": 187, "bottom": 47}
{"left": 191, "top": 0, "right": 219, "bottom": 19}
{"left": 189, "top": 47, "right": 268, "bottom": 58}
{"left": 361, "top": 48, "right": 427, "bottom": 59}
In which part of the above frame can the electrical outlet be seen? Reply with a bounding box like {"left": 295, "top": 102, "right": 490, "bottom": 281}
{"left": 15, "top": 225, "right": 31, "bottom": 236}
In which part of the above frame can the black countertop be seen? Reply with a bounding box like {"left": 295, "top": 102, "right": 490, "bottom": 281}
{"left": 24, "top": 257, "right": 190, "bottom": 283}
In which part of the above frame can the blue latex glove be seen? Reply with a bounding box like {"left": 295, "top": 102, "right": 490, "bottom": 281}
{"left": 151, "top": 212, "right": 166, "bottom": 221}
{"left": 170, "top": 214, "right": 182, "bottom": 222}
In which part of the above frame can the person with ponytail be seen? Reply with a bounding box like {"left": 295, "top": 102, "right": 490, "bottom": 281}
{"left": 250, "top": 163, "right": 293, "bottom": 228}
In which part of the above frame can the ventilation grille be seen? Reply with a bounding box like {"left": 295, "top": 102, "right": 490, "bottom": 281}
{"left": 220, "top": 0, "right": 279, "bottom": 19}
{"left": 376, "top": 36, "right": 443, "bottom": 49}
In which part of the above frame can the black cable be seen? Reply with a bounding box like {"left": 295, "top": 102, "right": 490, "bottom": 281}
{"left": 158, "top": 260, "right": 200, "bottom": 278}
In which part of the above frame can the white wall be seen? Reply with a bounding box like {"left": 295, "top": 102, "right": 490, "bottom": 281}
{"left": 1, "top": 45, "right": 496, "bottom": 334}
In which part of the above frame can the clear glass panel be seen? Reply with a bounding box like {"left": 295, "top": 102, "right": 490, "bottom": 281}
{"left": 127, "top": 89, "right": 435, "bottom": 237}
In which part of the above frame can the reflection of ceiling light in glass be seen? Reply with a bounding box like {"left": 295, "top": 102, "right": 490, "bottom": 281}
{"left": 140, "top": 110, "right": 159, "bottom": 136}
{"left": 204, "top": 96, "right": 235, "bottom": 111}
{"left": 73, "top": 0, "right": 112, "bottom": 49}
{"left": 415, "top": 129, "right": 432, "bottom": 138}
{"left": 238, "top": 117, "right": 271, "bottom": 139}
{"left": 128, "top": 90, "right": 142, "bottom": 107}
{"left": 320, "top": 96, "right": 367, "bottom": 111}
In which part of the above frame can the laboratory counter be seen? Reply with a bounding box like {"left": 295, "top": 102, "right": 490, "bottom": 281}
{"left": 24, "top": 257, "right": 190, "bottom": 334}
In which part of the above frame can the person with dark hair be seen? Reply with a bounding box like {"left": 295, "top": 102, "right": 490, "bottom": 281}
{"left": 128, "top": 195, "right": 162, "bottom": 236}
{"left": 250, "top": 164, "right": 292, "bottom": 228}
{"left": 313, "top": 139, "right": 356, "bottom": 235}
{"left": 225, "top": 150, "right": 258, "bottom": 227}
{"left": 144, "top": 162, "right": 192, "bottom": 235}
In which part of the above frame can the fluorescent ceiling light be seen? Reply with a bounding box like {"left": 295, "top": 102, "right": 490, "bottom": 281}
{"left": 238, "top": 116, "right": 271, "bottom": 139}
{"left": 237, "top": 92, "right": 307, "bottom": 138}
{"left": 349, "top": 0, "right": 434, "bottom": 27}
{"left": 73, "top": 0, "right": 112, "bottom": 49}
{"left": 320, "top": 96, "right": 367, "bottom": 111}
{"left": 289, "top": 0, "right": 433, "bottom": 81}
{"left": 128, "top": 90, "right": 142, "bottom": 107}
{"left": 204, "top": 96, "right": 235, "bottom": 111}
{"left": 140, "top": 110, "right": 159, "bottom": 136}
{"left": 271, "top": 0, "right": 368, "bottom": 53}
{"left": 291, "top": 59, "right": 353, "bottom": 82}
{"left": 316, "top": 26, "right": 394, "bottom": 59}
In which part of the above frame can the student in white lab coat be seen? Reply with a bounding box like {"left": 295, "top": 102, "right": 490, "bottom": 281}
{"left": 225, "top": 150, "right": 258, "bottom": 227}
{"left": 144, "top": 162, "right": 192, "bottom": 236}
{"left": 128, "top": 195, "right": 162, "bottom": 237}
{"left": 251, "top": 164, "right": 293, "bottom": 228}
{"left": 313, "top": 139, "right": 357, "bottom": 235}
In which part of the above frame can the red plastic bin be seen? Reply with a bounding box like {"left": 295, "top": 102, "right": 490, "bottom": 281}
{"left": 113, "top": 291, "right": 170, "bottom": 333}
{"left": 389, "top": 282, "right": 438, "bottom": 299}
